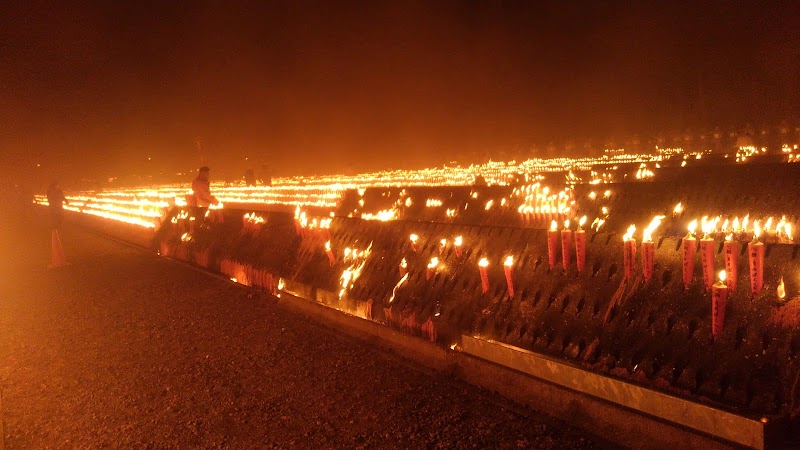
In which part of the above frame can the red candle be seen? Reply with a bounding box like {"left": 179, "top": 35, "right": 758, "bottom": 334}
{"left": 711, "top": 270, "right": 729, "bottom": 340}
{"left": 682, "top": 220, "right": 698, "bottom": 289}
{"left": 426, "top": 257, "right": 439, "bottom": 281}
{"left": 699, "top": 235, "right": 715, "bottom": 291}
{"left": 748, "top": 224, "right": 764, "bottom": 295}
{"left": 453, "top": 235, "right": 463, "bottom": 257}
{"left": 503, "top": 256, "right": 515, "bottom": 297}
{"left": 723, "top": 236, "right": 738, "bottom": 291}
{"left": 478, "top": 258, "right": 490, "bottom": 294}
{"left": 561, "top": 221, "right": 573, "bottom": 271}
{"left": 575, "top": 216, "right": 587, "bottom": 273}
{"left": 641, "top": 241, "right": 655, "bottom": 281}
{"left": 623, "top": 225, "right": 637, "bottom": 279}
{"left": 325, "top": 240, "right": 335, "bottom": 266}
{"left": 547, "top": 220, "right": 559, "bottom": 269}
{"left": 641, "top": 215, "right": 664, "bottom": 282}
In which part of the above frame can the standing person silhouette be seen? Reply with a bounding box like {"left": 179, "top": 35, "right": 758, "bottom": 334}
{"left": 46, "top": 181, "right": 69, "bottom": 267}
{"left": 46, "top": 181, "right": 68, "bottom": 229}
{"left": 190, "top": 167, "right": 219, "bottom": 224}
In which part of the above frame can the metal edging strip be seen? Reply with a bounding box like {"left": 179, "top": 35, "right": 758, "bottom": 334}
{"left": 460, "top": 335, "right": 765, "bottom": 449}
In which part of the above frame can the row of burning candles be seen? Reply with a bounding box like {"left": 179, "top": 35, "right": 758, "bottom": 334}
{"left": 620, "top": 216, "right": 780, "bottom": 294}
{"left": 622, "top": 216, "right": 784, "bottom": 339}
{"left": 327, "top": 216, "right": 781, "bottom": 339}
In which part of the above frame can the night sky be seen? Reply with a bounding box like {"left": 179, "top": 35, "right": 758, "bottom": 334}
{"left": 2, "top": 1, "right": 800, "bottom": 184}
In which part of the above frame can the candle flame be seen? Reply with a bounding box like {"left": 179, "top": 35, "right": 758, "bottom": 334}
{"left": 400, "top": 258, "right": 407, "bottom": 268}
{"left": 504, "top": 255, "right": 514, "bottom": 267}
{"left": 742, "top": 215, "right": 750, "bottom": 232}
{"left": 687, "top": 219, "right": 698, "bottom": 235}
{"left": 700, "top": 216, "right": 710, "bottom": 236}
{"left": 578, "top": 215, "right": 587, "bottom": 227}
{"left": 454, "top": 235, "right": 463, "bottom": 246}
{"left": 754, "top": 220, "right": 762, "bottom": 239}
{"left": 440, "top": 238, "right": 447, "bottom": 247}
{"left": 593, "top": 218, "right": 606, "bottom": 231}
{"left": 778, "top": 277, "right": 786, "bottom": 300}
{"left": 725, "top": 233, "right": 733, "bottom": 242}
{"left": 564, "top": 219, "right": 570, "bottom": 230}
{"left": 388, "top": 272, "right": 409, "bottom": 303}
{"left": 588, "top": 191, "right": 597, "bottom": 200}
{"left": 643, "top": 215, "right": 666, "bottom": 242}
{"left": 550, "top": 220, "right": 557, "bottom": 231}
{"left": 786, "top": 223, "right": 793, "bottom": 241}
{"left": 428, "top": 257, "right": 440, "bottom": 269}
{"left": 478, "top": 257, "right": 489, "bottom": 268}
{"left": 732, "top": 216, "right": 740, "bottom": 232}
{"left": 623, "top": 224, "right": 636, "bottom": 241}
{"left": 719, "top": 270, "right": 727, "bottom": 283}
{"left": 410, "top": 233, "right": 418, "bottom": 243}
{"left": 325, "top": 240, "right": 331, "bottom": 251}
{"left": 673, "top": 202, "right": 683, "bottom": 215}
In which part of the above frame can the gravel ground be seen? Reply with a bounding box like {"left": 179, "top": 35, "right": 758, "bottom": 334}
{"left": 0, "top": 211, "right": 602, "bottom": 449}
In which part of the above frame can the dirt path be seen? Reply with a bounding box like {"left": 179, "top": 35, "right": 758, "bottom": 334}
{"left": 0, "top": 212, "right": 600, "bottom": 449}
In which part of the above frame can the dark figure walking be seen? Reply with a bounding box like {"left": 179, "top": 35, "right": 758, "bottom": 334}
{"left": 46, "top": 181, "right": 68, "bottom": 229}
{"left": 46, "top": 181, "right": 69, "bottom": 267}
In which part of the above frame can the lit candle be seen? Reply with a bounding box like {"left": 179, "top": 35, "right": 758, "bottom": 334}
{"left": 723, "top": 234, "right": 738, "bottom": 291}
{"left": 399, "top": 258, "right": 408, "bottom": 276}
{"left": 547, "top": 220, "right": 559, "bottom": 269}
{"left": 324, "top": 240, "right": 335, "bottom": 266}
{"left": 438, "top": 238, "right": 446, "bottom": 254}
{"left": 641, "top": 215, "right": 664, "bottom": 281}
{"left": 748, "top": 221, "right": 764, "bottom": 295}
{"left": 503, "top": 256, "right": 515, "bottom": 297}
{"left": 711, "top": 270, "right": 728, "bottom": 340}
{"left": 426, "top": 257, "right": 439, "bottom": 281}
{"left": 673, "top": 202, "right": 684, "bottom": 217}
{"left": 561, "top": 220, "right": 573, "bottom": 271}
{"left": 623, "top": 225, "right": 637, "bottom": 279}
{"left": 575, "top": 216, "right": 587, "bottom": 273}
{"left": 699, "top": 219, "right": 716, "bottom": 291}
{"left": 453, "top": 235, "right": 463, "bottom": 257}
{"left": 682, "top": 220, "right": 698, "bottom": 289}
{"left": 478, "top": 258, "right": 490, "bottom": 294}
{"left": 410, "top": 233, "right": 419, "bottom": 252}
{"left": 741, "top": 215, "right": 750, "bottom": 241}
